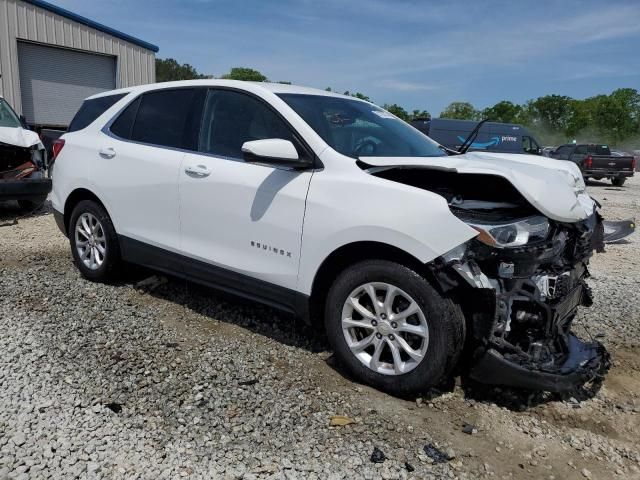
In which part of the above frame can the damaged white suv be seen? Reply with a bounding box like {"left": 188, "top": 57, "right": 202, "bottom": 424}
{"left": 51, "top": 81, "right": 608, "bottom": 394}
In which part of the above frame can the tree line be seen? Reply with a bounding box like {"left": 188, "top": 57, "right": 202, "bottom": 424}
{"left": 156, "top": 58, "right": 640, "bottom": 148}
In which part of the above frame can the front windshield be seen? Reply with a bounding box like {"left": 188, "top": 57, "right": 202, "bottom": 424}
{"left": 278, "top": 94, "right": 445, "bottom": 158}
{"left": 0, "top": 99, "right": 22, "bottom": 128}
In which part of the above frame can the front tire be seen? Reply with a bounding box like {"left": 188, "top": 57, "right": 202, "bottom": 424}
{"left": 69, "top": 200, "right": 122, "bottom": 282}
{"left": 612, "top": 177, "right": 626, "bottom": 187}
{"left": 325, "top": 260, "right": 465, "bottom": 395}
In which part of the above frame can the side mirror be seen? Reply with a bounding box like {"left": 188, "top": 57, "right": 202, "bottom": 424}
{"left": 242, "top": 139, "right": 311, "bottom": 169}
{"left": 19, "top": 115, "right": 29, "bottom": 129}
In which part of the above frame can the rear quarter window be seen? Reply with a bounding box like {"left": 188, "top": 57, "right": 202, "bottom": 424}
{"left": 110, "top": 97, "right": 141, "bottom": 140}
{"left": 68, "top": 93, "right": 126, "bottom": 132}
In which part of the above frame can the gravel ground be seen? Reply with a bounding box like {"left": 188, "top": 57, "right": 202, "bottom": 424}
{"left": 1, "top": 177, "right": 639, "bottom": 480}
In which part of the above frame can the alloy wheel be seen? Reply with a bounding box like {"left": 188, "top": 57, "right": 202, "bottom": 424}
{"left": 74, "top": 212, "right": 107, "bottom": 271}
{"left": 341, "top": 282, "right": 429, "bottom": 375}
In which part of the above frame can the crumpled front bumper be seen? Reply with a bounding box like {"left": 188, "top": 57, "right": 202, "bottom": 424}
{"left": 436, "top": 211, "right": 610, "bottom": 393}
{"left": 469, "top": 334, "right": 610, "bottom": 393}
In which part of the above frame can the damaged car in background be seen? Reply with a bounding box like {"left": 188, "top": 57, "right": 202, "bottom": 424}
{"left": 51, "top": 81, "right": 609, "bottom": 396}
{"left": 0, "top": 96, "right": 50, "bottom": 210}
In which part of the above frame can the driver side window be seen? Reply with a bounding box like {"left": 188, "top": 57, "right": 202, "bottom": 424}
{"left": 198, "top": 89, "right": 298, "bottom": 160}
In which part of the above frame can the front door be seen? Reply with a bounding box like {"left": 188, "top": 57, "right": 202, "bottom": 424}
{"left": 178, "top": 89, "right": 313, "bottom": 305}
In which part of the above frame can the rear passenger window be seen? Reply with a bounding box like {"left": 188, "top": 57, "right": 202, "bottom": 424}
{"left": 68, "top": 93, "right": 126, "bottom": 132}
{"left": 130, "top": 89, "right": 199, "bottom": 149}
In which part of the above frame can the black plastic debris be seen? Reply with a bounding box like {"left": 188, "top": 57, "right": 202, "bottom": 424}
{"left": 105, "top": 402, "right": 122, "bottom": 414}
{"left": 370, "top": 447, "right": 386, "bottom": 463}
{"left": 462, "top": 422, "right": 476, "bottom": 434}
{"left": 423, "top": 443, "right": 448, "bottom": 464}
{"left": 405, "top": 462, "right": 415, "bottom": 472}
{"left": 602, "top": 219, "right": 635, "bottom": 243}
{"left": 238, "top": 379, "right": 258, "bottom": 386}
{"left": 163, "top": 342, "right": 179, "bottom": 348}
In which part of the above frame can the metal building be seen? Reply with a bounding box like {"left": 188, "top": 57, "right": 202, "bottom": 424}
{"left": 0, "top": 0, "right": 158, "bottom": 128}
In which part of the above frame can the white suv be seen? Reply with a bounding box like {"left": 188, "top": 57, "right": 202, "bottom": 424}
{"left": 51, "top": 80, "right": 608, "bottom": 394}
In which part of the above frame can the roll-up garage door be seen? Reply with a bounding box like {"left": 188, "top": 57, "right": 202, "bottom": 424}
{"left": 17, "top": 42, "right": 116, "bottom": 127}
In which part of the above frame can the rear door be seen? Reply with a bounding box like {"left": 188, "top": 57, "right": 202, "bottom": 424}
{"left": 93, "top": 88, "right": 204, "bottom": 255}
{"left": 178, "top": 88, "right": 313, "bottom": 301}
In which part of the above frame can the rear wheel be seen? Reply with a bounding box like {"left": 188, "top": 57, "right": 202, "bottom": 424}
{"left": 69, "top": 200, "right": 122, "bottom": 282}
{"left": 325, "top": 260, "right": 465, "bottom": 394}
{"left": 612, "top": 177, "right": 626, "bottom": 187}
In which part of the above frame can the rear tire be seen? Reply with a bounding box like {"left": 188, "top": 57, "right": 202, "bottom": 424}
{"left": 612, "top": 177, "right": 626, "bottom": 187}
{"left": 69, "top": 200, "right": 122, "bottom": 282}
{"left": 324, "top": 260, "right": 465, "bottom": 395}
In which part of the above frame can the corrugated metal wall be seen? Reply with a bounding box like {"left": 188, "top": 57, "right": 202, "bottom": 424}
{"left": 0, "top": 0, "right": 155, "bottom": 115}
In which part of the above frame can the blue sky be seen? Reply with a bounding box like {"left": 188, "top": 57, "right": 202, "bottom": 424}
{"left": 56, "top": 0, "right": 640, "bottom": 114}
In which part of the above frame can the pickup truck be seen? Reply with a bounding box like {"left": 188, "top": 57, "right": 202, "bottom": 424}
{"left": 550, "top": 143, "right": 635, "bottom": 186}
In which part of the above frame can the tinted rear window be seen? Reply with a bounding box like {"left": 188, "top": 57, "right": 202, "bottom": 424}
{"left": 575, "top": 145, "right": 587, "bottom": 154}
{"left": 588, "top": 145, "right": 611, "bottom": 155}
{"left": 130, "top": 89, "right": 199, "bottom": 149}
{"left": 68, "top": 93, "right": 126, "bottom": 132}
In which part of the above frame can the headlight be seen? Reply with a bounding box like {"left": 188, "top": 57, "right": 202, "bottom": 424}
{"left": 468, "top": 216, "right": 550, "bottom": 248}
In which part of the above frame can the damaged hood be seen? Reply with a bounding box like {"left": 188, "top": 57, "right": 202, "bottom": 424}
{"left": 360, "top": 151, "right": 595, "bottom": 223}
{"left": 0, "top": 126, "right": 43, "bottom": 149}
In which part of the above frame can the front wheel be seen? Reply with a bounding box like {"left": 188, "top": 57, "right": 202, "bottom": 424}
{"left": 324, "top": 260, "right": 465, "bottom": 394}
{"left": 612, "top": 177, "right": 626, "bottom": 187}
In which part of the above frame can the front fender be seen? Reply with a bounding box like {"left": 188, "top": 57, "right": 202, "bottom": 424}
{"left": 296, "top": 168, "right": 478, "bottom": 294}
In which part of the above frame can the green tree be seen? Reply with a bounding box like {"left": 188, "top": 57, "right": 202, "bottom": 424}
{"left": 439, "top": 102, "right": 480, "bottom": 120}
{"left": 565, "top": 96, "right": 600, "bottom": 141}
{"left": 383, "top": 103, "right": 410, "bottom": 121}
{"left": 352, "top": 92, "right": 371, "bottom": 102}
{"left": 481, "top": 101, "right": 521, "bottom": 123}
{"left": 155, "top": 58, "right": 210, "bottom": 82}
{"left": 410, "top": 109, "right": 430, "bottom": 120}
{"left": 221, "top": 67, "right": 267, "bottom": 82}
{"left": 596, "top": 88, "right": 640, "bottom": 144}
{"left": 523, "top": 95, "right": 574, "bottom": 132}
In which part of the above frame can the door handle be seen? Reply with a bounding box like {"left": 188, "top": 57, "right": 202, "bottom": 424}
{"left": 184, "top": 164, "right": 211, "bottom": 178}
{"left": 99, "top": 147, "right": 116, "bottom": 159}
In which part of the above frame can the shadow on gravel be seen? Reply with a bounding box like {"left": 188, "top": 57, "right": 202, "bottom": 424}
{"left": 458, "top": 374, "right": 605, "bottom": 412}
{"left": 129, "top": 271, "right": 329, "bottom": 354}
{"left": 586, "top": 179, "right": 616, "bottom": 188}
{"left": 128, "top": 272, "right": 606, "bottom": 407}
{"left": 0, "top": 200, "right": 52, "bottom": 223}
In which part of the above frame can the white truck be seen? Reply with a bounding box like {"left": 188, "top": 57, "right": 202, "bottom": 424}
{"left": 50, "top": 80, "right": 608, "bottom": 394}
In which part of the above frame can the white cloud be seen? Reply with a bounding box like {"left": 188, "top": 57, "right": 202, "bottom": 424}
{"left": 375, "top": 79, "right": 440, "bottom": 91}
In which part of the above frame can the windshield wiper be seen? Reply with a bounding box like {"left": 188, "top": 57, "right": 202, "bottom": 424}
{"left": 457, "top": 118, "right": 490, "bottom": 154}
